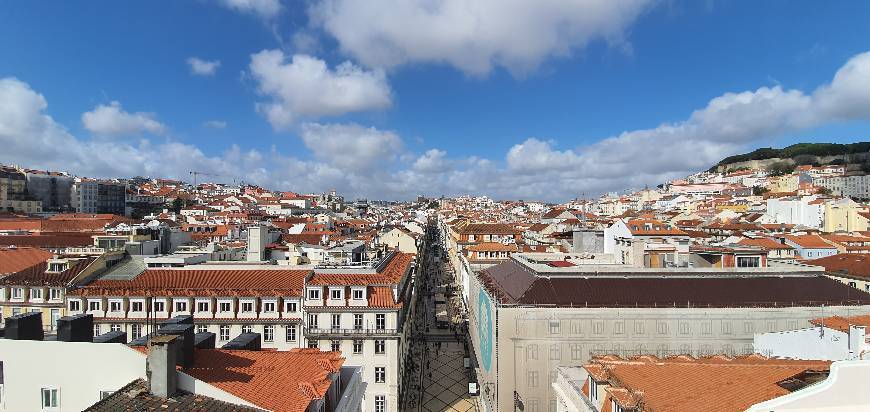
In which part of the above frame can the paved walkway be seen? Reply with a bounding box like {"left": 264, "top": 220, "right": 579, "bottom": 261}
{"left": 403, "top": 225, "right": 477, "bottom": 412}
{"left": 420, "top": 342, "right": 475, "bottom": 412}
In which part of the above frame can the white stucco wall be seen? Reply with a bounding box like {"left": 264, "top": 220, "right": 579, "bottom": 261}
{"left": 0, "top": 340, "right": 146, "bottom": 412}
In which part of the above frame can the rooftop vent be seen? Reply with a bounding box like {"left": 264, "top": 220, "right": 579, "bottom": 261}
{"left": 57, "top": 314, "right": 93, "bottom": 342}
{"left": 4, "top": 312, "right": 44, "bottom": 341}
{"left": 221, "top": 332, "right": 261, "bottom": 351}
{"left": 193, "top": 332, "right": 216, "bottom": 349}
{"left": 93, "top": 330, "right": 127, "bottom": 344}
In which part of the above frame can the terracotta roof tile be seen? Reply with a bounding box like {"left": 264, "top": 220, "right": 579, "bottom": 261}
{"left": 584, "top": 355, "right": 831, "bottom": 412}
{"left": 1, "top": 257, "right": 96, "bottom": 286}
{"left": 71, "top": 269, "right": 310, "bottom": 297}
{"left": 0, "top": 247, "right": 53, "bottom": 275}
{"left": 809, "top": 314, "right": 870, "bottom": 333}
{"left": 807, "top": 253, "right": 870, "bottom": 278}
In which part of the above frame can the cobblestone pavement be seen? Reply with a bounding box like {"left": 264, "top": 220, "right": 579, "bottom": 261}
{"left": 420, "top": 342, "right": 475, "bottom": 412}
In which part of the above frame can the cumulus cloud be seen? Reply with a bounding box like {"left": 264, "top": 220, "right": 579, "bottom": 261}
{"left": 309, "top": 0, "right": 653, "bottom": 76}
{"left": 299, "top": 123, "right": 403, "bottom": 172}
{"left": 203, "top": 120, "right": 228, "bottom": 129}
{"left": 249, "top": 50, "right": 392, "bottom": 129}
{"left": 186, "top": 57, "right": 221, "bottom": 76}
{"left": 5, "top": 51, "right": 870, "bottom": 201}
{"left": 219, "top": 0, "right": 281, "bottom": 19}
{"left": 81, "top": 101, "right": 166, "bottom": 136}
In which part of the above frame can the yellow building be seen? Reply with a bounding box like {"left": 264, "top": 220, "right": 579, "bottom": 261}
{"left": 766, "top": 174, "right": 801, "bottom": 193}
{"left": 824, "top": 199, "right": 869, "bottom": 232}
{"left": 0, "top": 254, "right": 111, "bottom": 331}
{"left": 0, "top": 167, "right": 42, "bottom": 213}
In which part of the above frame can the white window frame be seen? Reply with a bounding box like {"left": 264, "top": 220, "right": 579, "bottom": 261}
{"left": 329, "top": 287, "right": 343, "bottom": 300}
{"left": 262, "top": 301, "right": 277, "bottom": 313}
{"left": 375, "top": 339, "right": 386, "bottom": 354}
{"left": 152, "top": 300, "right": 166, "bottom": 313}
{"left": 41, "top": 387, "right": 59, "bottom": 410}
{"left": 284, "top": 300, "right": 297, "bottom": 312}
{"left": 130, "top": 300, "right": 144, "bottom": 313}
{"left": 374, "top": 367, "right": 386, "bottom": 383}
{"left": 353, "top": 339, "right": 363, "bottom": 354}
{"left": 11, "top": 288, "right": 23, "bottom": 300}
{"left": 376, "top": 313, "right": 386, "bottom": 330}
{"left": 308, "top": 313, "right": 318, "bottom": 328}
{"left": 30, "top": 288, "right": 43, "bottom": 301}
{"left": 68, "top": 300, "right": 81, "bottom": 312}
{"left": 174, "top": 300, "right": 188, "bottom": 312}
{"left": 218, "top": 300, "right": 232, "bottom": 313}
{"left": 307, "top": 288, "right": 321, "bottom": 300}
{"left": 88, "top": 300, "right": 102, "bottom": 311}
{"left": 331, "top": 314, "right": 341, "bottom": 329}
{"left": 352, "top": 288, "right": 365, "bottom": 300}
{"left": 109, "top": 300, "right": 123, "bottom": 312}
{"left": 374, "top": 395, "right": 386, "bottom": 412}
{"left": 241, "top": 325, "right": 253, "bottom": 334}
{"left": 264, "top": 325, "right": 274, "bottom": 342}
{"left": 286, "top": 324, "right": 297, "bottom": 341}
{"left": 196, "top": 300, "right": 210, "bottom": 313}
{"left": 241, "top": 301, "right": 254, "bottom": 313}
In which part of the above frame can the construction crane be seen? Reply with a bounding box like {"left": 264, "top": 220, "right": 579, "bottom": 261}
{"left": 189, "top": 170, "right": 221, "bottom": 186}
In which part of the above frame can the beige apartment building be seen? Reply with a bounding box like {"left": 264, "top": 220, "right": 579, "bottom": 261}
{"left": 466, "top": 253, "right": 870, "bottom": 412}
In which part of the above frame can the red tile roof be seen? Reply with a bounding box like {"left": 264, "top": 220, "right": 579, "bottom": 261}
{"left": 308, "top": 252, "right": 414, "bottom": 286}
{"left": 807, "top": 253, "right": 870, "bottom": 278}
{"left": 584, "top": 355, "right": 830, "bottom": 412}
{"left": 809, "top": 314, "right": 870, "bottom": 333}
{"left": 130, "top": 347, "right": 343, "bottom": 412}
{"left": 626, "top": 218, "right": 688, "bottom": 236}
{"left": 70, "top": 269, "right": 310, "bottom": 297}
{"left": 1, "top": 256, "right": 97, "bottom": 286}
{"left": 184, "top": 348, "right": 344, "bottom": 412}
{"left": 782, "top": 234, "right": 836, "bottom": 249}
{"left": 368, "top": 286, "right": 401, "bottom": 308}
{"left": 0, "top": 247, "right": 53, "bottom": 275}
{"left": 737, "top": 237, "right": 794, "bottom": 250}
{"left": 0, "top": 233, "right": 95, "bottom": 248}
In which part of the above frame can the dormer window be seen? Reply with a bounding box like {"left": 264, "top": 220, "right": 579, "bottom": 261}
{"left": 352, "top": 288, "right": 365, "bottom": 300}
{"left": 12, "top": 287, "right": 23, "bottom": 299}
{"left": 30, "top": 288, "right": 43, "bottom": 300}
{"left": 588, "top": 376, "right": 598, "bottom": 401}
{"left": 330, "top": 288, "right": 343, "bottom": 300}
{"left": 307, "top": 288, "right": 321, "bottom": 300}
{"left": 47, "top": 261, "right": 68, "bottom": 273}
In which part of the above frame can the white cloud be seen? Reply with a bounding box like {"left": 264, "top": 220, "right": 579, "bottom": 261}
{"left": 309, "top": 0, "right": 653, "bottom": 76}
{"left": 4, "top": 51, "right": 870, "bottom": 201}
{"left": 219, "top": 0, "right": 281, "bottom": 19}
{"left": 299, "top": 123, "right": 403, "bottom": 172}
{"left": 249, "top": 50, "right": 392, "bottom": 129}
{"left": 186, "top": 57, "right": 221, "bottom": 76}
{"left": 203, "top": 120, "right": 228, "bottom": 129}
{"left": 81, "top": 101, "right": 166, "bottom": 136}
{"left": 413, "top": 149, "right": 451, "bottom": 174}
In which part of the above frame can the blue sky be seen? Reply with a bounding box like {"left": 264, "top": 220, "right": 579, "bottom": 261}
{"left": 1, "top": 0, "right": 869, "bottom": 201}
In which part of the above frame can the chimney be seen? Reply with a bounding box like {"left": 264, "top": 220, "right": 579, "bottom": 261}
{"left": 221, "top": 332, "right": 261, "bottom": 351}
{"left": 147, "top": 335, "right": 179, "bottom": 398}
{"left": 193, "top": 332, "right": 216, "bottom": 349}
{"left": 4, "top": 312, "right": 44, "bottom": 341}
{"left": 94, "top": 330, "right": 127, "bottom": 343}
{"left": 156, "top": 323, "right": 195, "bottom": 368}
{"left": 57, "top": 314, "right": 93, "bottom": 342}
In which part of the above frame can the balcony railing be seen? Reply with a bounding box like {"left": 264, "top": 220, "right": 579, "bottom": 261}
{"left": 305, "top": 327, "right": 398, "bottom": 336}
